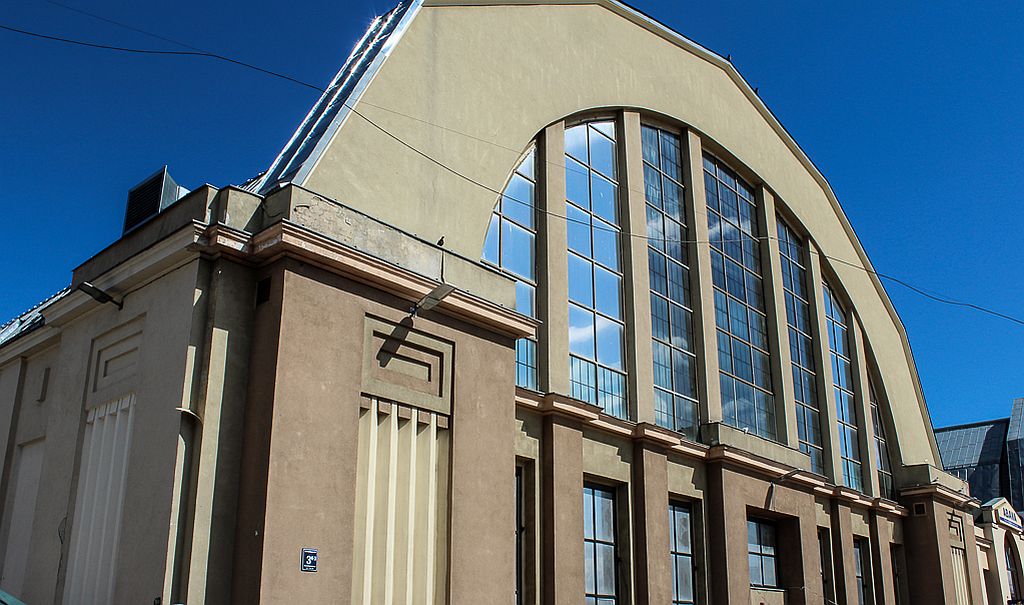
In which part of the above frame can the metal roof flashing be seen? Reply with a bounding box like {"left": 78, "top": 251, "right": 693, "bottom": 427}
{"left": 253, "top": 0, "right": 422, "bottom": 194}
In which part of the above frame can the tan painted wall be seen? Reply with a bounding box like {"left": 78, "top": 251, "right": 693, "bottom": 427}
{"left": 301, "top": 1, "right": 936, "bottom": 466}
{"left": 0, "top": 259, "right": 201, "bottom": 604}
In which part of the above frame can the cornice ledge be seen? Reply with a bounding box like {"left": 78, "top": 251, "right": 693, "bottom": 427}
{"left": 247, "top": 221, "right": 538, "bottom": 339}
{"left": 900, "top": 483, "right": 980, "bottom": 510}
{"left": 633, "top": 423, "right": 708, "bottom": 460}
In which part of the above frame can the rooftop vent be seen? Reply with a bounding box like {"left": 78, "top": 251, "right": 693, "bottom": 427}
{"left": 122, "top": 166, "right": 189, "bottom": 234}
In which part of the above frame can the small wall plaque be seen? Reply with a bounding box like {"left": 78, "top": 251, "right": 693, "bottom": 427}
{"left": 300, "top": 548, "right": 318, "bottom": 572}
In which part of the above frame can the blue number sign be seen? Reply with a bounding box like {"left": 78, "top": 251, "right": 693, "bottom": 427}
{"left": 301, "top": 548, "right": 318, "bottom": 572}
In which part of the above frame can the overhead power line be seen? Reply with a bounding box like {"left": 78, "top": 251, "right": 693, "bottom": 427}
{"left": 2, "top": 17, "right": 1021, "bottom": 328}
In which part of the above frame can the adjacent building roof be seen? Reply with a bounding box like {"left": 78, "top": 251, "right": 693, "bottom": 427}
{"left": 0, "top": 287, "right": 70, "bottom": 348}
{"left": 936, "top": 399, "right": 1024, "bottom": 511}
{"left": 936, "top": 418, "right": 1010, "bottom": 470}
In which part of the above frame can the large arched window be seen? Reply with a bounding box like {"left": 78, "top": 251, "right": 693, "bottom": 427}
{"left": 705, "top": 154, "right": 775, "bottom": 441}
{"left": 824, "top": 282, "right": 863, "bottom": 491}
{"left": 565, "top": 121, "right": 627, "bottom": 418}
{"left": 484, "top": 147, "right": 539, "bottom": 390}
{"left": 869, "top": 379, "right": 896, "bottom": 499}
{"left": 1006, "top": 536, "right": 1022, "bottom": 600}
{"left": 642, "top": 124, "right": 697, "bottom": 437}
{"left": 777, "top": 218, "right": 823, "bottom": 473}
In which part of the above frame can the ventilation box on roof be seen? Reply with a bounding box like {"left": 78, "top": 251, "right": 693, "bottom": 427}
{"left": 122, "top": 166, "right": 189, "bottom": 234}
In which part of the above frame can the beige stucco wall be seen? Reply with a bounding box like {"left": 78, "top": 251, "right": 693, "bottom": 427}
{"left": 300, "top": 0, "right": 936, "bottom": 466}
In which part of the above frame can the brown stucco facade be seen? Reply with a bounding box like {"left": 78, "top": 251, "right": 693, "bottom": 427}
{"left": 0, "top": 1, "right": 1003, "bottom": 604}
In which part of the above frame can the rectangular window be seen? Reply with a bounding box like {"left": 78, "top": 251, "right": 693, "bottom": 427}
{"left": 516, "top": 467, "right": 524, "bottom": 605}
{"left": 818, "top": 528, "right": 835, "bottom": 604}
{"left": 777, "top": 218, "right": 823, "bottom": 473}
{"left": 705, "top": 155, "right": 776, "bottom": 440}
{"left": 669, "top": 502, "right": 695, "bottom": 605}
{"left": 485, "top": 148, "right": 539, "bottom": 390}
{"left": 824, "top": 283, "right": 863, "bottom": 491}
{"left": 891, "top": 545, "right": 905, "bottom": 605}
{"left": 584, "top": 485, "right": 618, "bottom": 604}
{"left": 567, "top": 122, "right": 627, "bottom": 418}
{"left": 747, "top": 518, "right": 778, "bottom": 588}
{"left": 643, "top": 125, "right": 698, "bottom": 438}
{"left": 853, "top": 537, "right": 873, "bottom": 605}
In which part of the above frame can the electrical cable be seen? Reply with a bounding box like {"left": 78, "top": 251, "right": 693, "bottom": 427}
{"left": 3, "top": 17, "right": 1022, "bottom": 327}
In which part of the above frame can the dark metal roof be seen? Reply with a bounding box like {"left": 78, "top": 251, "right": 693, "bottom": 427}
{"left": 935, "top": 419, "right": 1009, "bottom": 469}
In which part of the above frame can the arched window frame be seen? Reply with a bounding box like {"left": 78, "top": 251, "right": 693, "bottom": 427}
{"left": 483, "top": 145, "right": 540, "bottom": 390}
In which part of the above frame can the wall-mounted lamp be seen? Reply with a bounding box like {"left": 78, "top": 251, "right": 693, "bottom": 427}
{"left": 409, "top": 283, "right": 455, "bottom": 317}
{"left": 77, "top": 281, "right": 123, "bottom": 309}
{"left": 766, "top": 469, "right": 801, "bottom": 510}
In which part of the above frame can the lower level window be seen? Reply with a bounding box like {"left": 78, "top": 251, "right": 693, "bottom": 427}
{"left": 670, "top": 503, "right": 695, "bottom": 604}
{"left": 853, "top": 538, "right": 872, "bottom": 605}
{"left": 584, "top": 485, "right": 618, "bottom": 604}
{"left": 748, "top": 518, "right": 778, "bottom": 588}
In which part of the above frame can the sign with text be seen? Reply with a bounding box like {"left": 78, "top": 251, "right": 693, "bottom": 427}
{"left": 300, "top": 548, "right": 318, "bottom": 572}
{"left": 998, "top": 507, "right": 1023, "bottom": 532}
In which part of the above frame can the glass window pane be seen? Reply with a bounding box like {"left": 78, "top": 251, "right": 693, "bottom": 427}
{"left": 594, "top": 266, "right": 622, "bottom": 320}
{"left": 646, "top": 204, "right": 665, "bottom": 248}
{"left": 569, "top": 253, "right": 594, "bottom": 307}
{"left": 597, "top": 542, "right": 616, "bottom": 594}
{"left": 515, "top": 281, "right": 535, "bottom": 318}
{"left": 517, "top": 149, "right": 535, "bottom": 180}
{"left": 566, "top": 124, "right": 588, "bottom": 162}
{"left": 642, "top": 126, "right": 659, "bottom": 164}
{"left": 749, "top": 554, "right": 763, "bottom": 586}
{"left": 595, "top": 489, "right": 614, "bottom": 541}
{"left": 585, "top": 541, "right": 596, "bottom": 593}
{"left": 591, "top": 172, "right": 617, "bottom": 224}
{"left": 651, "top": 295, "right": 670, "bottom": 342}
{"left": 483, "top": 214, "right": 499, "bottom": 265}
{"left": 592, "top": 222, "right": 620, "bottom": 271}
{"left": 503, "top": 174, "right": 534, "bottom": 229}
{"left": 762, "top": 556, "right": 777, "bottom": 587}
{"left": 676, "top": 555, "right": 694, "bottom": 601}
{"left": 569, "top": 304, "right": 595, "bottom": 359}
{"left": 501, "top": 221, "right": 534, "bottom": 280}
{"left": 566, "top": 159, "right": 590, "bottom": 209}
{"left": 567, "top": 202, "right": 592, "bottom": 255}
{"left": 589, "top": 129, "right": 616, "bottom": 179}
{"left": 662, "top": 175, "right": 683, "bottom": 221}
{"left": 596, "top": 316, "right": 624, "bottom": 371}
{"left": 670, "top": 304, "right": 692, "bottom": 351}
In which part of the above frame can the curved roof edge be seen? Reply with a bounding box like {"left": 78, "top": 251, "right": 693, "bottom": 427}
{"left": 249, "top": 0, "right": 938, "bottom": 458}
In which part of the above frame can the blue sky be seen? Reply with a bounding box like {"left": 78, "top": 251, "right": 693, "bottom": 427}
{"left": 1, "top": 0, "right": 1020, "bottom": 427}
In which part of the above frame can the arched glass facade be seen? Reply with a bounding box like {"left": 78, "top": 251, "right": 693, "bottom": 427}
{"left": 483, "top": 111, "right": 905, "bottom": 496}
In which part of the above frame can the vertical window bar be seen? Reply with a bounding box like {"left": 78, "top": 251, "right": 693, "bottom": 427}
{"left": 776, "top": 219, "right": 824, "bottom": 473}
{"left": 705, "top": 154, "right": 776, "bottom": 440}
{"left": 566, "top": 122, "right": 628, "bottom": 418}
{"left": 643, "top": 125, "right": 698, "bottom": 439}
{"left": 483, "top": 148, "right": 539, "bottom": 390}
